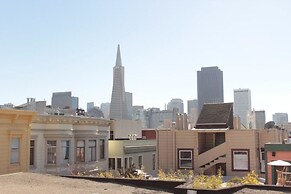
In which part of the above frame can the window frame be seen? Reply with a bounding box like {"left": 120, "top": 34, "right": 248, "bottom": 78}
{"left": 61, "top": 140, "right": 70, "bottom": 164}
{"left": 76, "top": 140, "right": 85, "bottom": 162}
{"left": 88, "top": 140, "right": 97, "bottom": 162}
{"left": 231, "top": 149, "right": 250, "bottom": 172}
{"left": 178, "top": 149, "right": 193, "bottom": 169}
{"left": 10, "top": 138, "right": 20, "bottom": 164}
{"left": 99, "top": 139, "right": 105, "bottom": 160}
{"left": 138, "top": 155, "right": 143, "bottom": 169}
{"left": 30, "top": 140, "right": 35, "bottom": 166}
{"left": 47, "top": 140, "right": 57, "bottom": 165}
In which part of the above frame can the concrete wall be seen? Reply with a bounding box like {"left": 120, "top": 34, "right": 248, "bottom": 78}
{"left": 111, "top": 119, "right": 142, "bottom": 139}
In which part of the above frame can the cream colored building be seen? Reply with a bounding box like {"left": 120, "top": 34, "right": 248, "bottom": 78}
{"left": 157, "top": 103, "right": 282, "bottom": 177}
{"left": 0, "top": 109, "right": 35, "bottom": 175}
{"left": 109, "top": 119, "right": 157, "bottom": 175}
{"left": 30, "top": 115, "right": 111, "bottom": 174}
{"left": 109, "top": 140, "right": 156, "bottom": 175}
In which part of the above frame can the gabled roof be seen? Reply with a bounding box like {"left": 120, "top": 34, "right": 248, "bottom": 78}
{"left": 195, "top": 103, "right": 233, "bottom": 129}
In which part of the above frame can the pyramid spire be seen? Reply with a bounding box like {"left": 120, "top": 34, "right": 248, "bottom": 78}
{"left": 115, "top": 44, "right": 122, "bottom": 67}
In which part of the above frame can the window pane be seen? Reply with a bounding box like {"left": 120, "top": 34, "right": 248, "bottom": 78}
{"left": 180, "top": 151, "right": 192, "bottom": 159}
{"left": 99, "top": 139, "right": 105, "bottom": 159}
{"left": 109, "top": 158, "right": 115, "bottom": 170}
{"left": 11, "top": 138, "right": 20, "bottom": 148}
{"left": 47, "top": 141, "right": 57, "bottom": 164}
{"left": 89, "top": 140, "right": 96, "bottom": 147}
{"left": 180, "top": 160, "right": 192, "bottom": 168}
{"left": 77, "top": 140, "right": 84, "bottom": 147}
{"left": 117, "top": 158, "right": 122, "bottom": 169}
{"left": 89, "top": 140, "right": 96, "bottom": 161}
{"left": 61, "top": 140, "right": 70, "bottom": 162}
{"left": 30, "top": 140, "right": 35, "bottom": 166}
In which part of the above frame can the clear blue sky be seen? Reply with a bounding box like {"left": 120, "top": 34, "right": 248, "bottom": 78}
{"left": 0, "top": 0, "right": 290, "bottom": 121}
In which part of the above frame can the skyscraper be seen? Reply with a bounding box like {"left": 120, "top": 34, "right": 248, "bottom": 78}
{"left": 109, "top": 45, "right": 129, "bottom": 120}
{"left": 273, "top": 113, "right": 288, "bottom": 125}
{"left": 167, "top": 98, "right": 184, "bottom": 114}
{"left": 233, "top": 89, "right": 252, "bottom": 128}
{"left": 255, "top": 110, "right": 266, "bottom": 129}
{"left": 51, "top": 91, "right": 78, "bottom": 110}
{"left": 187, "top": 99, "right": 199, "bottom": 128}
{"left": 197, "top": 66, "right": 224, "bottom": 112}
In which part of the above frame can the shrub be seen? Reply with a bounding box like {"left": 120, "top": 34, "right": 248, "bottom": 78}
{"left": 158, "top": 169, "right": 194, "bottom": 181}
{"left": 241, "top": 170, "right": 260, "bottom": 185}
{"left": 192, "top": 174, "right": 222, "bottom": 189}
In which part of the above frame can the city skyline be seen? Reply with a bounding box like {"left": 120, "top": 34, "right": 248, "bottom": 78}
{"left": 1, "top": 1, "right": 291, "bottom": 121}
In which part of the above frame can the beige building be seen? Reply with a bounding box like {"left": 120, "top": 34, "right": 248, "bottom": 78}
{"left": 30, "top": 115, "right": 111, "bottom": 174}
{"left": 157, "top": 103, "right": 281, "bottom": 177}
{"left": 109, "top": 119, "right": 157, "bottom": 175}
{"left": 108, "top": 140, "right": 156, "bottom": 175}
{"left": 0, "top": 109, "right": 35, "bottom": 175}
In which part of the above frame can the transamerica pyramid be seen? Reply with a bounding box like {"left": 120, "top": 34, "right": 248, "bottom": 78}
{"left": 109, "top": 45, "right": 129, "bottom": 120}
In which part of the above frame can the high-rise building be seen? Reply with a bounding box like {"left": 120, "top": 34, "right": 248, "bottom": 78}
{"left": 100, "top": 102, "right": 110, "bottom": 119}
{"left": 273, "top": 113, "right": 288, "bottom": 126}
{"left": 51, "top": 91, "right": 78, "bottom": 110}
{"left": 234, "top": 89, "right": 252, "bottom": 128}
{"left": 255, "top": 110, "right": 266, "bottom": 129}
{"left": 187, "top": 99, "right": 199, "bottom": 128}
{"left": 167, "top": 98, "right": 184, "bottom": 114}
{"left": 109, "top": 45, "right": 129, "bottom": 120}
{"left": 125, "top": 92, "right": 133, "bottom": 120}
{"left": 87, "top": 102, "right": 94, "bottom": 112}
{"left": 197, "top": 66, "right": 224, "bottom": 112}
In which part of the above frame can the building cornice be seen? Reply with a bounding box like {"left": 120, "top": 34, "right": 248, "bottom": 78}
{"left": 32, "top": 115, "right": 112, "bottom": 126}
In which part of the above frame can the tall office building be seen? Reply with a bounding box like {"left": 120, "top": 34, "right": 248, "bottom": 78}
{"left": 109, "top": 45, "right": 129, "bottom": 120}
{"left": 167, "top": 98, "right": 184, "bottom": 114}
{"left": 51, "top": 91, "right": 78, "bottom": 110}
{"left": 197, "top": 66, "right": 224, "bottom": 112}
{"left": 100, "top": 102, "right": 110, "bottom": 119}
{"left": 255, "top": 110, "right": 266, "bottom": 129}
{"left": 273, "top": 113, "right": 288, "bottom": 126}
{"left": 233, "top": 89, "right": 252, "bottom": 128}
{"left": 187, "top": 99, "right": 199, "bottom": 128}
{"left": 125, "top": 92, "right": 133, "bottom": 120}
{"left": 87, "top": 102, "right": 94, "bottom": 112}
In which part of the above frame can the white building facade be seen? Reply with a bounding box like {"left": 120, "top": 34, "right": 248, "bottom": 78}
{"left": 30, "top": 115, "right": 111, "bottom": 175}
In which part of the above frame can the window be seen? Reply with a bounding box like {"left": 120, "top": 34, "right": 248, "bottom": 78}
{"left": 178, "top": 149, "right": 193, "bottom": 169}
{"left": 11, "top": 138, "right": 20, "bottom": 164}
{"left": 109, "top": 158, "right": 115, "bottom": 170}
{"left": 89, "top": 140, "right": 96, "bottom": 161}
{"left": 129, "top": 157, "right": 133, "bottom": 167}
{"left": 138, "top": 155, "right": 143, "bottom": 169}
{"left": 124, "top": 157, "right": 128, "bottom": 169}
{"left": 47, "top": 141, "right": 57, "bottom": 164}
{"left": 152, "top": 154, "right": 156, "bottom": 170}
{"left": 99, "top": 139, "right": 105, "bottom": 159}
{"left": 61, "top": 140, "right": 70, "bottom": 164}
{"left": 232, "top": 149, "right": 250, "bottom": 171}
{"left": 76, "top": 140, "right": 85, "bottom": 162}
{"left": 117, "top": 158, "right": 122, "bottom": 170}
{"left": 30, "top": 140, "right": 35, "bottom": 166}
